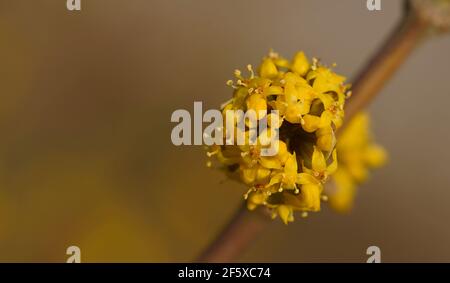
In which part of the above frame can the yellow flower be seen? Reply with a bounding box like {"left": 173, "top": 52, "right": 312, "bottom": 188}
{"left": 307, "top": 66, "right": 346, "bottom": 95}
{"left": 301, "top": 147, "right": 338, "bottom": 184}
{"left": 239, "top": 140, "right": 290, "bottom": 186}
{"left": 266, "top": 152, "right": 299, "bottom": 192}
{"left": 318, "top": 93, "right": 345, "bottom": 129}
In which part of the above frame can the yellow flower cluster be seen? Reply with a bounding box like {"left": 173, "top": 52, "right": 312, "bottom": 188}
{"left": 207, "top": 51, "right": 351, "bottom": 224}
{"left": 328, "top": 113, "right": 387, "bottom": 213}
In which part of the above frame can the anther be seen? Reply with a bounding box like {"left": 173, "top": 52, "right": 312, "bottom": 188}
{"left": 206, "top": 150, "right": 219, "bottom": 157}
{"left": 240, "top": 152, "right": 249, "bottom": 157}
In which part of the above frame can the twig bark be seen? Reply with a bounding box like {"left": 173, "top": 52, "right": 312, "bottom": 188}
{"left": 343, "top": 12, "right": 429, "bottom": 123}
{"left": 197, "top": 204, "right": 271, "bottom": 262}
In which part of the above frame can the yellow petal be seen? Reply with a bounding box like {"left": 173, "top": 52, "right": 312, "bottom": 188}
{"left": 326, "top": 150, "right": 338, "bottom": 175}
{"left": 297, "top": 173, "right": 320, "bottom": 185}
{"left": 284, "top": 72, "right": 306, "bottom": 85}
{"left": 276, "top": 141, "right": 289, "bottom": 164}
{"left": 319, "top": 111, "right": 333, "bottom": 128}
{"left": 299, "top": 184, "right": 321, "bottom": 212}
{"left": 332, "top": 114, "right": 344, "bottom": 129}
{"left": 301, "top": 114, "right": 321, "bottom": 133}
{"left": 285, "top": 103, "right": 308, "bottom": 124}
{"left": 256, "top": 167, "right": 271, "bottom": 183}
{"left": 312, "top": 147, "right": 327, "bottom": 172}
{"left": 260, "top": 58, "right": 278, "bottom": 79}
{"left": 270, "top": 96, "right": 287, "bottom": 115}
{"left": 284, "top": 153, "right": 298, "bottom": 177}
{"left": 284, "top": 82, "right": 298, "bottom": 104}
{"left": 296, "top": 84, "right": 316, "bottom": 101}
{"left": 274, "top": 57, "right": 290, "bottom": 68}
{"left": 260, "top": 156, "right": 282, "bottom": 169}
{"left": 348, "top": 161, "right": 368, "bottom": 183}
{"left": 291, "top": 51, "right": 310, "bottom": 76}
{"left": 246, "top": 94, "right": 267, "bottom": 120}
{"left": 329, "top": 169, "right": 356, "bottom": 213}
{"left": 248, "top": 191, "right": 266, "bottom": 206}
{"left": 241, "top": 167, "right": 257, "bottom": 185}
{"left": 316, "top": 132, "right": 335, "bottom": 152}
{"left": 263, "top": 86, "right": 284, "bottom": 96}
{"left": 364, "top": 145, "right": 387, "bottom": 168}
{"left": 277, "top": 205, "right": 293, "bottom": 224}
{"left": 247, "top": 202, "right": 258, "bottom": 211}
{"left": 266, "top": 173, "right": 283, "bottom": 188}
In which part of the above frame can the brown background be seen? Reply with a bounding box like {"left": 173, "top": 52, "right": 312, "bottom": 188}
{"left": 0, "top": 0, "right": 449, "bottom": 262}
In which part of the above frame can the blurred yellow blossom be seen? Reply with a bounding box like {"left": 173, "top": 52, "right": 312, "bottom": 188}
{"left": 328, "top": 113, "right": 387, "bottom": 213}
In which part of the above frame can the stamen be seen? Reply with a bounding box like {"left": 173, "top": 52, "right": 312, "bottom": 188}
{"left": 234, "top": 69, "right": 242, "bottom": 79}
{"left": 346, "top": 90, "right": 352, "bottom": 98}
{"left": 237, "top": 80, "right": 248, "bottom": 87}
{"left": 247, "top": 64, "right": 255, "bottom": 78}
{"left": 268, "top": 49, "right": 278, "bottom": 59}
{"left": 243, "top": 187, "right": 256, "bottom": 200}
{"left": 206, "top": 149, "right": 219, "bottom": 157}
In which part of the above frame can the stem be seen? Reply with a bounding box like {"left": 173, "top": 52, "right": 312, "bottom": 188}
{"left": 197, "top": 204, "right": 270, "bottom": 262}
{"left": 197, "top": 6, "right": 433, "bottom": 264}
{"left": 343, "top": 11, "right": 429, "bottom": 123}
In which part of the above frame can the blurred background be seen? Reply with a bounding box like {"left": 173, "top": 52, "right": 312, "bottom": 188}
{"left": 0, "top": 0, "right": 449, "bottom": 262}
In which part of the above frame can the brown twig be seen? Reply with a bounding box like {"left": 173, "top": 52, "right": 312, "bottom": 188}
{"left": 197, "top": 204, "right": 271, "bottom": 262}
{"left": 343, "top": 11, "right": 429, "bottom": 123}
{"left": 197, "top": 2, "right": 443, "bottom": 263}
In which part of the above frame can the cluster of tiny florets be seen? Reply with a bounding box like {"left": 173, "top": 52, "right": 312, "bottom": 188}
{"left": 207, "top": 50, "right": 352, "bottom": 224}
